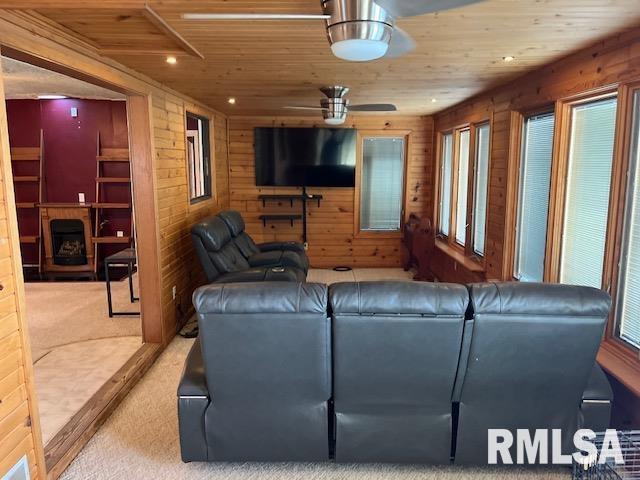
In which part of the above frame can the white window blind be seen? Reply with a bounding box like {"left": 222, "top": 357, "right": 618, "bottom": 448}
{"left": 473, "top": 123, "right": 490, "bottom": 255}
{"left": 514, "top": 112, "right": 555, "bottom": 282}
{"left": 439, "top": 133, "right": 453, "bottom": 235}
{"left": 360, "top": 137, "right": 405, "bottom": 231}
{"left": 616, "top": 91, "right": 640, "bottom": 349}
{"left": 560, "top": 97, "right": 617, "bottom": 288}
{"left": 455, "top": 129, "right": 470, "bottom": 245}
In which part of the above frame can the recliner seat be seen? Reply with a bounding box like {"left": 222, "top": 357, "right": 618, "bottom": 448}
{"left": 218, "top": 210, "right": 309, "bottom": 273}
{"left": 179, "top": 281, "right": 331, "bottom": 462}
{"left": 191, "top": 216, "right": 305, "bottom": 283}
{"left": 329, "top": 281, "right": 469, "bottom": 464}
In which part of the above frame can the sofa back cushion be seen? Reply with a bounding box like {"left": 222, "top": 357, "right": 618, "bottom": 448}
{"left": 218, "top": 210, "right": 260, "bottom": 258}
{"left": 193, "top": 282, "right": 331, "bottom": 461}
{"left": 329, "top": 281, "right": 469, "bottom": 463}
{"left": 454, "top": 282, "right": 611, "bottom": 465}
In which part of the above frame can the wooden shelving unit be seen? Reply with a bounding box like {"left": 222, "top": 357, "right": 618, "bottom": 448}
{"left": 11, "top": 130, "right": 44, "bottom": 273}
{"left": 93, "top": 132, "right": 133, "bottom": 272}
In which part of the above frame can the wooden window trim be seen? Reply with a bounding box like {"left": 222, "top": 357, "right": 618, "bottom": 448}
{"left": 353, "top": 130, "right": 410, "bottom": 239}
{"left": 468, "top": 119, "right": 493, "bottom": 263}
{"left": 503, "top": 106, "right": 555, "bottom": 281}
{"left": 184, "top": 106, "right": 216, "bottom": 211}
{"left": 599, "top": 81, "right": 640, "bottom": 394}
{"left": 435, "top": 121, "right": 491, "bottom": 268}
{"left": 544, "top": 88, "right": 620, "bottom": 283}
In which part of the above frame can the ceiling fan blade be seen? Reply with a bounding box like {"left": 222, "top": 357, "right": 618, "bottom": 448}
{"left": 284, "top": 106, "right": 327, "bottom": 111}
{"left": 349, "top": 104, "right": 397, "bottom": 112}
{"left": 373, "top": 0, "right": 484, "bottom": 18}
{"left": 182, "top": 13, "right": 330, "bottom": 20}
{"left": 385, "top": 27, "right": 416, "bottom": 58}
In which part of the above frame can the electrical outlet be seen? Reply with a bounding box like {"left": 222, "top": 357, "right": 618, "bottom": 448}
{"left": 116, "top": 230, "right": 124, "bottom": 238}
{"left": 172, "top": 285, "right": 177, "bottom": 300}
{"left": 78, "top": 192, "right": 85, "bottom": 203}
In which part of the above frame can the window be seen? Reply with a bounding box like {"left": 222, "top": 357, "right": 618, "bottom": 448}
{"left": 559, "top": 96, "right": 617, "bottom": 288}
{"left": 186, "top": 112, "right": 212, "bottom": 203}
{"left": 437, "top": 123, "right": 490, "bottom": 259}
{"left": 455, "top": 129, "right": 470, "bottom": 245}
{"left": 514, "top": 112, "right": 555, "bottom": 281}
{"left": 360, "top": 137, "right": 405, "bottom": 231}
{"left": 438, "top": 133, "right": 453, "bottom": 236}
{"left": 616, "top": 91, "right": 640, "bottom": 349}
{"left": 473, "top": 123, "right": 490, "bottom": 255}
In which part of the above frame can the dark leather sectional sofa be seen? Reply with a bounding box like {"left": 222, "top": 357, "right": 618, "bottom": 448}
{"left": 178, "top": 280, "right": 613, "bottom": 465}
{"left": 191, "top": 211, "right": 308, "bottom": 283}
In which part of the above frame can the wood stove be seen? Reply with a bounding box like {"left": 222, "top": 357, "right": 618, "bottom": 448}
{"left": 40, "top": 204, "right": 94, "bottom": 274}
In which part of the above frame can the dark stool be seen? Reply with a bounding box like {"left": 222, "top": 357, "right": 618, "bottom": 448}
{"left": 105, "top": 247, "right": 139, "bottom": 317}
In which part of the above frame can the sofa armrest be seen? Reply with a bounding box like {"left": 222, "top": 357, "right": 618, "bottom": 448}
{"left": 178, "top": 338, "right": 208, "bottom": 398}
{"left": 580, "top": 363, "right": 613, "bottom": 432}
{"left": 583, "top": 363, "right": 613, "bottom": 402}
{"left": 258, "top": 241, "right": 306, "bottom": 254}
{"left": 178, "top": 339, "right": 210, "bottom": 462}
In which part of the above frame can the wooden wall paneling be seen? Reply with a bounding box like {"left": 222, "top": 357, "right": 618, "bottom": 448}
{"left": 0, "top": 11, "right": 230, "bottom": 475}
{"left": 228, "top": 115, "right": 430, "bottom": 268}
{"left": 0, "top": 61, "right": 45, "bottom": 480}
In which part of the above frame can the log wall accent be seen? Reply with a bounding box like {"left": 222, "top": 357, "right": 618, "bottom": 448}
{"left": 228, "top": 116, "right": 433, "bottom": 268}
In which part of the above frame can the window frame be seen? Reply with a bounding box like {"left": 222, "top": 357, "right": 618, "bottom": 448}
{"left": 435, "top": 120, "right": 491, "bottom": 262}
{"left": 185, "top": 110, "right": 214, "bottom": 206}
{"left": 597, "top": 82, "right": 640, "bottom": 395}
{"left": 354, "top": 130, "right": 410, "bottom": 239}
{"left": 505, "top": 106, "right": 556, "bottom": 282}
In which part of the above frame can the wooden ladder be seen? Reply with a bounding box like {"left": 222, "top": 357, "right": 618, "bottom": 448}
{"left": 11, "top": 129, "right": 45, "bottom": 273}
{"left": 94, "top": 132, "right": 133, "bottom": 273}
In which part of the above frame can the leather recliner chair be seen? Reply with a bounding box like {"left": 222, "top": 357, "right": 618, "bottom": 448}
{"left": 329, "top": 281, "right": 469, "bottom": 464}
{"left": 178, "top": 282, "right": 331, "bottom": 462}
{"left": 191, "top": 216, "right": 306, "bottom": 283}
{"left": 453, "top": 282, "right": 613, "bottom": 465}
{"left": 218, "top": 210, "right": 309, "bottom": 273}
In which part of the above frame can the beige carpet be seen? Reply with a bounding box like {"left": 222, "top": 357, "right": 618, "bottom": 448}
{"left": 60, "top": 337, "right": 567, "bottom": 480}
{"left": 25, "top": 275, "right": 142, "bottom": 362}
{"left": 35, "top": 336, "right": 142, "bottom": 445}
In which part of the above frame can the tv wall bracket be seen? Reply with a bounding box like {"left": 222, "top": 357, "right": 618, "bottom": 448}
{"left": 257, "top": 187, "right": 323, "bottom": 244}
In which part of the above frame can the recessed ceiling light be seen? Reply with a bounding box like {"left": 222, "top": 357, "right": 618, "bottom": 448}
{"left": 502, "top": 56, "right": 515, "bottom": 62}
{"left": 166, "top": 56, "right": 177, "bottom": 65}
{"left": 431, "top": 98, "right": 437, "bottom": 103}
{"left": 37, "top": 95, "right": 66, "bottom": 100}
{"left": 228, "top": 98, "right": 236, "bottom": 105}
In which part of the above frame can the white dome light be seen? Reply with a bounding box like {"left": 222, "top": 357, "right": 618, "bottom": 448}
{"left": 324, "top": 116, "right": 346, "bottom": 126}
{"left": 331, "top": 39, "right": 389, "bottom": 62}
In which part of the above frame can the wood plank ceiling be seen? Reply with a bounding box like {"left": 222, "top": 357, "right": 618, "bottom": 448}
{"left": 7, "top": 0, "right": 640, "bottom": 116}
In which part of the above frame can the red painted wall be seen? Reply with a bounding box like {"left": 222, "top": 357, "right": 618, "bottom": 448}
{"left": 6, "top": 99, "right": 132, "bottom": 268}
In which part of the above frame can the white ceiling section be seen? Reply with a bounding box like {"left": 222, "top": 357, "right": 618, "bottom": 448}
{"left": 1, "top": 57, "right": 126, "bottom": 101}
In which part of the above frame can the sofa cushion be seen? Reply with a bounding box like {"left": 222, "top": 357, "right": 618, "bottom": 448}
{"left": 329, "top": 281, "right": 468, "bottom": 316}
{"left": 218, "top": 210, "right": 246, "bottom": 237}
{"left": 192, "top": 216, "right": 232, "bottom": 252}
{"left": 194, "top": 281, "right": 326, "bottom": 314}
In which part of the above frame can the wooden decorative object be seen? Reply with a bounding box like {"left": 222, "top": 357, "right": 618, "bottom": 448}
{"left": 40, "top": 203, "right": 94, "bottom": 273}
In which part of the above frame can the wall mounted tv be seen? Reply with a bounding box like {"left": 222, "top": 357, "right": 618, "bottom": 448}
{"left": 254, "top": 127, "right": 357, "bottom": 187}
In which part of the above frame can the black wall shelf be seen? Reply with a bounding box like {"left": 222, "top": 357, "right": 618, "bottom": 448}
{"left": 258, "top": 193, "right": 323, "bottom": 208}
{"left": 258, "top": 214, "right": 303, "bottom": 227}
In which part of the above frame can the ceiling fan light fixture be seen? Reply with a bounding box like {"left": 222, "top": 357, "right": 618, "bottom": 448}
{"left": 331, "top": 39, "right": 389, "bottom": 62}
{"left": 324, "top": 116, "right": 346, "bottom": 125}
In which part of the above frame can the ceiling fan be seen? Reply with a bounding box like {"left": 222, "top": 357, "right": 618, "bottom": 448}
{"left": 285, "top": 86, "right": 396, "bottom": 125}
{"left": 183, "top": 0, "right": 485, "bottom": 62}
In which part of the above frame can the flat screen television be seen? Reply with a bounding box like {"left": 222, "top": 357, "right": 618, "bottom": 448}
{"left": 254, "top": 127, "right": 356, "bottom": 187}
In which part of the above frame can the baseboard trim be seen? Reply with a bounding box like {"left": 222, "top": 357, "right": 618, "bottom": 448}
{"left": 44, "top": 342, "right": 162, "bottom": 479}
